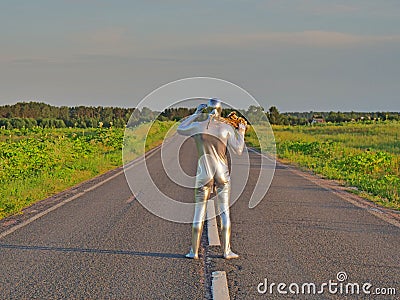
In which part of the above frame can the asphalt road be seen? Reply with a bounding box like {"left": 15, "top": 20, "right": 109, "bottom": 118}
{"left": 1, "top": 136, "right": 399, "bottom": 299}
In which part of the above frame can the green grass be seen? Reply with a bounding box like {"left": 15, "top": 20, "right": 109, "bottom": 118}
{"left": 0, "top": 121, "right": 176, "bottom": 219}
{"left": 267, "top": 121, "right": 400, "bottom": 210}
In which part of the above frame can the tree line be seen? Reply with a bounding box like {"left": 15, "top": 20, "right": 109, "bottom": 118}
{"left": 0, "top": 102, "right": 266, "bottom": 129}
{"left": 0, "top": 102, "right": 399, "bottom": 129}
{"left": 267, "top": 106, "right": 400, "bottom": 125}
{"left": 0, "top": 102, "right": 137, "bottom": 129}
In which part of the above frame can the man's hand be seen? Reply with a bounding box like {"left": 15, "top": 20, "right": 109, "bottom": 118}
{"left": 238, "top": 123, "right": 247, "bottom": 134}
{"left": 195, "top": 103, "right": 208, "bottom": 114}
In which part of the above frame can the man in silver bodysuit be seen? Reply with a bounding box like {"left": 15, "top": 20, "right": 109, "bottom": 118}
{"left": 177, "top": 98, "right": 246, "bottom": 259}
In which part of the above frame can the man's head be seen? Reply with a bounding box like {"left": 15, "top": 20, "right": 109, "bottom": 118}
{"left": 208, "top": 98, "right": 222, "bottom": 109}
{"left": 208, "top": 98, "right": 222, "bottom": 116}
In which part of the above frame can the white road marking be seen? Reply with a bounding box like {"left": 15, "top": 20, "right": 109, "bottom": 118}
{"left": 0, "top": 192, "right": 84, "bottom": 239}
{"left": 207, "top": 202, "right": 230, "bottom": 299}
{"left": 207, "top": 200, "right": 221, "bottom": 246}
{"left": 247, "top": 147, "right": 276, "bottom": 162}
{"left": 83, "top": 169, "right": 125, "bottom": 193}
{"left": 211, "top": 271, "right": 230, "bottom": 300}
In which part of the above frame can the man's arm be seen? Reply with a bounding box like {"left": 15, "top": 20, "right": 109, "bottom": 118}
{"left": 227, "top": 123, "right": 246, "bottom": 155}
{"left": 177, "top": 104, "right": 207, "bottom": 136}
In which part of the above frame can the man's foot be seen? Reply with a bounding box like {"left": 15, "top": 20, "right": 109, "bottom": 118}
{"left": 223, "top": 250, "right": 239, "bottom": 260}
{"left": 185, "top": 249, "right": 199, "bottom": 259}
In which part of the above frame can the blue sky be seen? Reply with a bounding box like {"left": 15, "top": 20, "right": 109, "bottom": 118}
{"left": 1, "top": 0, "right": 399, "bottom": 111}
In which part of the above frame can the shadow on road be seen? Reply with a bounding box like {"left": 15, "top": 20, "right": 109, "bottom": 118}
{"left": 0, "top": 243, "right": 185, "bottom": 259}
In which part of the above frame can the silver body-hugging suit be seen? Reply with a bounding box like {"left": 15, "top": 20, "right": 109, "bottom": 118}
{"left": 177, "top": 110, "right": 245, "bottom": 258}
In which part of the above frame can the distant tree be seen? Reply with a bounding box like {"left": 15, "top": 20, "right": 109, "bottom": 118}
{"left": 113, "top": 117, "right": 126, "bottom": 128}
{"left": 10, "top": 118, "right": 26, "bottom": 129}
{"left": 267, "top": 106, "right": 281, "bottom": 125}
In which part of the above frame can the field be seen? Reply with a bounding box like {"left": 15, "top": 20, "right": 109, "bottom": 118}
{"left": 1, "top": 120, "right": 399, "bottom": 220}
{"left": 270, "top": 122, "right": 400, "bottom": 210}
{"left": 0, "top": 121, "right": 175, "bottom": 219}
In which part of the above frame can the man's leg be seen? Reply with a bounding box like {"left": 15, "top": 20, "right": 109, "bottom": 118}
{"left": 216, "top": 181, "right": 239, "bottom": 259}
{"left": 186, "top": 183, "right": 212, "bottom": 259}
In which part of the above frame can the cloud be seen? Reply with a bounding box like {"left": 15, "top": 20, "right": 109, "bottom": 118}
{"left": 70, "top": 27, "right": 135, "bottom": 56}
{"left": 301, "top": 0, "right": 400, "bottom": 17}
{"left": 208, "top": 31, "right": 400, "bottom": 48}
{"left": 0, "top": 55, "right": 70, "bottom": 65}
{"left": 258, "top": 0, "right": 400, "bottom": 18}
{"left": 3, "top": 29, "right": 400, "bottom": 66}
{"left": 309, "top": 3, "right": 359, "bottom": 15}
{"left": 258, "top": 0, "right": 360, "bottom": 15}
{"left": 293, "top": 0, "right": 360, "bottom": 15}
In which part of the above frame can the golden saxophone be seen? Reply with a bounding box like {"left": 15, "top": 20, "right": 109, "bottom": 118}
{"left": 217, "top": 111, "right": 248, "bottom": 130}
{"left": 200, "top": 101, "right": 248, "bottom": 131}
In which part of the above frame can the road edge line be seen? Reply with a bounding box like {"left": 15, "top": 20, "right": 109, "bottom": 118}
{"left": 0, "top": 144, "right": 163, "bottom": 240}
{"left": 0, "top": 192, "right": 85, "bottom": 239}
{"left": 247, "top": 147, "right": 400, "bottom": 228}
{"left": 279, "top": 160, "right": 400, "bottom": 228}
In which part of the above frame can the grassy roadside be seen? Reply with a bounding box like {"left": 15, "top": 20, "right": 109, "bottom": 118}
{"left": 0, "top": 121, "right": 176, "bottom": 219}
{"left": 254, "top": 122, "right": 399, "bottom": 210}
